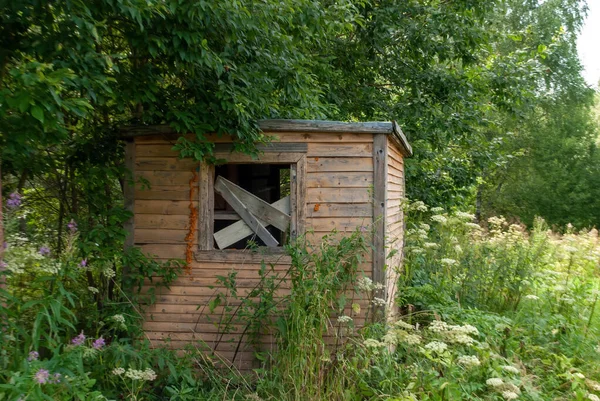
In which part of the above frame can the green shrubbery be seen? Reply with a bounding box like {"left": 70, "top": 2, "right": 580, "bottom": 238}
{"left": 1, "top": 197, "right": 599, "bottom": 400}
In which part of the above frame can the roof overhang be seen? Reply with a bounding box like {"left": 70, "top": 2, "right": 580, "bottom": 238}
{"left": 121, "top": 119, "right": 413, "bottom": 157}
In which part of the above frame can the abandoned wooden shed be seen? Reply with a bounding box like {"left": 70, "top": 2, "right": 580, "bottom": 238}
{"left": 122, "top": 119, "right": 412, "bottom": 368}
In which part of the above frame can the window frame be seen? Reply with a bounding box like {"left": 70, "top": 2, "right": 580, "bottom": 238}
{"left": 197, "top": 151, "right": 306, "bottom": 256}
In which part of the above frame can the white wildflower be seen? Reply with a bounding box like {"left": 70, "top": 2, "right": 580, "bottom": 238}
{"left": 465, "top": 222, "right": 482, "bottom": 230}
{"left": 424, "top": 341, "right": 448, "bottom": 354}
{"left": 502, "top": 365, "right": 520, "bottom": 375}
{"left": 457, "top": 355, "right": 481, "bottom": 367}
{"left": 450, "top": 333, "right": 475, "bottom": 345}
{"left": 419, "top": 223, "right": 431, "bottom": 231}
{"left": 430, "top": 207, "right": 444, "bottom": 213}
{"left": 431, "top": 215, "right": 448, "bottom": 224}
{"left": 363, "top": 339, "right": 384, "bottom": 348}
{"left": 112, "top": 368, "right": 125, "bottom": 376}
{"left": 356, "top": 276, "right": 374, "bottom": 291}
{"left": 455, "top": 212, "right": 475, "bottom": 220}
{"left": 574, "top": 372, "right": 586, "bottom": 380}
{"left": 399, "top": 332, "right": 422, "bottom": 345}
{"left": 429, "top": 320, "right": 449, "bottom": 332}
{"left": 502, "top": 390, "right": 519, "bottom": 400}
{"left": 454, "top": 244, "right": 463, "bottom": 254}
{"left": 372, "top": 297, "right": 387, "bottom": 307}
{"left": 102, "top": 266, "right": 116, "bottom": 279}
{"left": 440, "top": 258, "right": 458, "bottom": 266}
{"left": 563, "top": 246, "right": 578, "bottom": 253}
{"left": 524, "top": 294, "right": 539, "bottom": 300}
{"left": 141, "top": 368, "right": 157, "bottom": 381}
{"left": 337, "top": 315, "right": 353, "bottom": 324}
{"left": 588, "top": 394, "right": 600, "bottom": 401}
{"left": 88, "top": 287, "right": 99, "bottom": 294}
{"left": 423, "top": 242, "right": 439, "bottom": 249}
{"left": 112, "top": 314, "right": 125, "bottom": 324}
{"left": 382, "top": 332, "right": 398, "bottom": 346}
{"left": 586, "top": 379, "right": 600, "bottom": 391}
{"left": 410, "top": 248, "right": 425, "bottom": 255}
{"left": 412, "top": 201, "right": 428, "bottom": 212}
{"left": 125, "top": 369, "right": 144, "bottom": 380}
{"left": 456, "top": 324, "right": 479, "bottom": 336}
{"left": 487, "top": 378, "right": 504, "bottom": 387}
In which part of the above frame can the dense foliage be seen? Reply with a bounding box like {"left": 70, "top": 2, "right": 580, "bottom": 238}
{"left": 1, "top": 0, "right": 598, "bottom": 228}
{"left": 1, "top": 200, "right": 599, "bottom": 400}
{"left": 1, "top": 0, "right": 599, "bottom": 400}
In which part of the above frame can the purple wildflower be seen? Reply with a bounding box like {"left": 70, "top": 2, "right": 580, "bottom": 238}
{"left": 28, "top": 351, "right": 39, "bottom": 361}
{"left": 6, "top": 192, "right": 22, "bottom": 208}
{"left": 34, "top": 368, "right": 50, "bottom": 384}
{"left": 79, "top": 259, "right": 87, "bottom": 268}
{"left": 67, "top": 219, "right": 77, "bottom": 233}
{"left": 92, "top": 337, "right": 105, "bottom": 350}
{"left": 2, "top": 242, "right": 7, "bottom": 249}
{"left": 0, "top": 260, "right": 7, "bottom": 269}
{"left": 71, "top": 331, "right": 86, "bottom": 346}
{"left": 51, "top": 373, "right": 62, "bottom": 384}
{"left": 39, "top": 246, "right": 51, "bottom": 256}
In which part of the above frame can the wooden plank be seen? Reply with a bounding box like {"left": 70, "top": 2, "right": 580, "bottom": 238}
{"left": 372, "top": 134, "right": 387, "bottom": 308}
{"left": 214, "top": 179, "right": 278, "bottom": 247}
{"left": 136, "top": 157, "right": 199, "bottom": 171}
{"left": 139, "top": 244, "right": 187, "bottom": 259}
{"left": 213, "top": 196, "right": 290, "bottom": 250}
{"left": 212, "top": 152, "right": 304, "bottom": 164}
{"left": 308, "top": 217, "right": 371, "bottom": 232}
{"left": 307, "top": 157, "right": 373, "bottom": 173}
{"left": 137, "top": 144, "right": 180, "bottom": 158}
{"left": 295, "top": 155, "right": 306, "bottom": 238}
{"left": 267, "top": 132, "right": 375, "bottom": 143}
{"left": 123, "top": 140, "right": 136, "bottom": 287}
{"left": 198, "top": 163, "right": 214, "bottom": 250}
{"left": 135, "top": 229, "right": 190, "bottom": 244}
{"left": 307, "top": 203, "right": 373, "bottom": 218}
{"left": 307, "top": 143, "right": 373, "bottom": 157}
{"left": 306, "top": 172, "right": 371, "bottom": 188}
{"left": 135, "top": 214, "right": 189, "bottom": 230}
{"left": 258, "top": 119, "right": 393, "bottom": 134}
{"left": 136, "top": 171, "right": 194, "bottom": 186}
{"left": 136, "top": 186, "right": 190, "bottom": 200}
{"left": 214, "top": 211, "right": 241, "bottom": 221}
{"left": 306, "top": 188, "right": 371, "bottom": 203}
{"left": 136, "top": 132, "right": 376, "bottom": 144}
{"left": 217, "top": 177, "right": 290, "bottom": 231}
{"left": 215, "top": 142, "right": 307, "bottom": 153}
{"left": 194, "top": 250, "right": 291, "bottom": 264}
{"left": 124, "top": 141, "right": 135, "bottom": 251}
{"left": 135, "top": 200, "right": 197, "bottom": 215}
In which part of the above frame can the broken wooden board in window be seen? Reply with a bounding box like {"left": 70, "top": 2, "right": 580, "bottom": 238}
{"left": 213, "top": 176, "right": 291, "bottom": 249}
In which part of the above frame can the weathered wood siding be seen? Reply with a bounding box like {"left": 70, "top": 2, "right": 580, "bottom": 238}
{"left": 130, "top": 131, "right": 377, "bottom": 368}
{"left": 384, "top": 137, "right": 405, "bottom": 319}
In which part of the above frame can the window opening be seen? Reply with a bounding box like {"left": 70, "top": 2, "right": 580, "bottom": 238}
{"left": 213, "top": 164, "right": 291, "bottom": 250}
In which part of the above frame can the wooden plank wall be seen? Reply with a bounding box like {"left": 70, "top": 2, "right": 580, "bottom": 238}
{"left": 384, "top": 137, "right": 405, "bottom": 319}
{"left": 131, "top": 131, "right": 376, "bottom": 368}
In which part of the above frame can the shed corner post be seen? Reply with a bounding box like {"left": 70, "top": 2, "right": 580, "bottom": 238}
{"left": 122, "top": 139, "right": 135, "bottom": 289}
{"left": 372, "top": 133, "right": 388, "bottom": 321}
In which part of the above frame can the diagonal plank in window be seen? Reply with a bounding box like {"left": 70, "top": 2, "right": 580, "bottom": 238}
{"left": 213, "top": 176, "right": 291, "bottom": 249}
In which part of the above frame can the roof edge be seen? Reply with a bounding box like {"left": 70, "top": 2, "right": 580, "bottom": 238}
{"left": 391, "top": 121, "right": 413, "bottom": 157}
{"left": 120, "top": 120, "right": 412, "bottom": 156}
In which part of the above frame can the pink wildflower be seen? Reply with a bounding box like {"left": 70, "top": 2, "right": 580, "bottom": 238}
{"left": 34, "top": 369, "right": 49, "bottom": 384}
{"left": 28, "top": 351, "right": 39, "bottom": 361}
{"left": 71, "top": 331, "right": 86, "bottom": 346}
{"left": 92, "top": 337, "right": 105, "bottom": 350}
